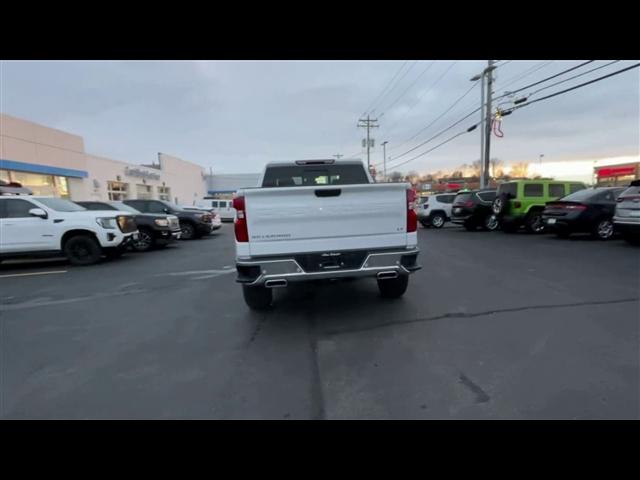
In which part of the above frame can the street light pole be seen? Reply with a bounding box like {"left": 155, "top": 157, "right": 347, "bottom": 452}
{"left": 381, "top": 141, "right": 388, "bottom": 182}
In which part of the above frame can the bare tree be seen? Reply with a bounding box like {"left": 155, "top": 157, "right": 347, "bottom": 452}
{"left": 470, "top": 159, "right": 482, "bottom": 178}
{"left": 451, "top": 170, "right": 463, "bottom": 179}
{"left": 490, "top": 158, "right": 504, "bottom": 178}
{"left": 510, "top": 162, "right": 530, "bottom": 178}
{"left": 405, "top": 170, "right": 420, "bottom": 185}
{"left": 389, "top": 171, "right": 403, "bottom": 182}
{"left": 421, "top": 173, "right": 434, "bottom": 182}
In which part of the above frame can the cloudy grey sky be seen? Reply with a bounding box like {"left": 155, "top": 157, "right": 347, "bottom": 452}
{"left": 1, "top": 60, "right": 638, "bottom": 174}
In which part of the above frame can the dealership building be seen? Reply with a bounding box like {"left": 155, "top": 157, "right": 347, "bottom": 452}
{"left": 1, "top": 113, "right": 208, "bottom": 205}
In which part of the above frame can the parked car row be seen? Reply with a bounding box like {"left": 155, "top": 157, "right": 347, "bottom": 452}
{"left": 419, "top": 179, "right": 640, "bottom": 245}
{"left": 0, "top": 183, "right": 223, "bottom": 267}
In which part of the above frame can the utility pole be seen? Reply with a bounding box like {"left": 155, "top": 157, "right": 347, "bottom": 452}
{"left": 357, "top": 115, "right": 379, "bottom": 171}
{"left": 470, "top": 71, "right": 486, "bottom": 188}
{"left": 381, "top": 141, "right": 388, "bottom": 182}
{"left": 333, "top": 154, "right": 344, "bottom": 160}
{"left": 483, "top": 60, "right": 495, "bottom": 188}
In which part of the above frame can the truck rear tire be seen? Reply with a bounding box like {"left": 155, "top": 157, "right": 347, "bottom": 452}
{"left": 242, "top": 285, "right": 273, "bottom": 310}
{"left": 64, "top": 235, "right": 102, "bottom": 266}
{"left": 377, "top": 275, "right": 409, "bottom": 299}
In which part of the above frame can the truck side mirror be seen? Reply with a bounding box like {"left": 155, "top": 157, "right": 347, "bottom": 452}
{"left": 29, "top": 208, "right": 48, "bottom": 219}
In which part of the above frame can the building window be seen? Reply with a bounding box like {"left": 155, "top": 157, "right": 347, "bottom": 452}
{"left": 157, "top": 186, "right": 171, "bottom": 201}
{"left": 54, "top": 176, "right": 70, "bottom": 198}
{"left": 7, "top": 171, "right": 57, "bottom": 196}
{"left": 0, "top": 169, "right": 10, "bottom": 183}
{"left": 108, "top": 181, "right": 129, "bottom": 200}
{"left": 136, "top": 184, "right": 153, "bottom": 200}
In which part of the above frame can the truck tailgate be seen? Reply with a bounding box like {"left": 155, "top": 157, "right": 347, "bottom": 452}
{"left": 244, "top": 183, "right": 409, "bottom": 256}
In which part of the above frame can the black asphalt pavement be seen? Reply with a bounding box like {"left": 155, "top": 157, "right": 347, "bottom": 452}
{"left": 1, "top": 224, "right": 638, "bottom": 419}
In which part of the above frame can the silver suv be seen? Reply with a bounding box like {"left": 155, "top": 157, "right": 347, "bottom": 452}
{"left": 613, "top": 180, "right": 640, "bottom": 245}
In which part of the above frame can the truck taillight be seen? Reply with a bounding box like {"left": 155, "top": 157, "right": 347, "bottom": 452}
{"left": 407, "top": 189, "right": 417, "bottom": 233}
{"left": 232, "top": 196, "right": 249, "bottom": 242}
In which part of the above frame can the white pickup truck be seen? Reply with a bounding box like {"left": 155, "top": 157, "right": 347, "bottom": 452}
{"left": 233, "top": 159, "right": 421, "bottom": 309}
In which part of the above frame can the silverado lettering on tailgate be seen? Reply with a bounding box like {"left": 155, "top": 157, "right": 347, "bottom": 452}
{"left": 251, "top": 233, "right": 293, "bottom": 240}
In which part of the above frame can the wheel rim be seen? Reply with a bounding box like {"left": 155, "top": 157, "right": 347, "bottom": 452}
{"left": 433, "top": 216, "right": 444, "bottom": 227}
{"left": 598, "top": 220, "right": 613, "bottom": 239}
{"left": 70, "top": 243, "right": 90, "bottom": 260}
{"left": 181, "top": 225, "right": 193, "bottom": 239}
{"left": 531, "top": 215, "right": 544, "bottom": 232}
{"left": 486, "top": 215, "right": 498, "bottom": 230}
{"left": 134, "top": 231, "right": 152, "bottom": 249}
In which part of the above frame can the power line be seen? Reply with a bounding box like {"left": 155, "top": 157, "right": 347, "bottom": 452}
{"left": 385, "top": 62, "right": 639, "bottom": 174}
{"left": 372, "top": 106, "right": 481, "bottom": 169}
{"left": 381, "top": 61, "right": 458, "bottom": 138}
{"left": 500, "top": 62, "right": 640, "bottom": 115}
{"left": 368, "top": 61, "right": 419, "bottom": 117}
{"left": 494, "top": 60, "right": 512, "bottom": 68}
{"left": 387, "top": 82, "right": 480, "bottom": 159}
{"left": 526, "top": 60, "right": 620, "bottom": 97}
{"left": 370, "top": 61, "right": 418, "bottom": 116}
{"left": 377, "top": 61, "right": 437, "bottom": 118}
{"left": 385, "top": 126, "right": 477, "bottom": 171}
{"left": 494, "top": 60, "right": 595, "bottom": 101}
{"left": 386, "top": 59, "right": 517, "bottom": 156}
{"left": 492, "top": 61, "right": 553, "bottom": 96}
{"left": 360, "top": 61, "right": 408, "bottom": 117}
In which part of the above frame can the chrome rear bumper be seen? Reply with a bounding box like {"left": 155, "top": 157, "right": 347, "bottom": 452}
{"left": 236, "top": 248, "right": 420, "bottom": 287}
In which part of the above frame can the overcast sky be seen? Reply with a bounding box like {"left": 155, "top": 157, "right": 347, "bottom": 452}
{"left": 1, "top": 60, "right": 638, "bottom": 175}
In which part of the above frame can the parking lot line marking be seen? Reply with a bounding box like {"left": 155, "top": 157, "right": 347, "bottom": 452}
{"left": 0, "top": 270, "right": 67, "bottom": 279}
{"left": 159, "top": 269, "right": 234, "bottom": 277}
{"left": 191, "top": 271, "right": 236, "bottom": 280}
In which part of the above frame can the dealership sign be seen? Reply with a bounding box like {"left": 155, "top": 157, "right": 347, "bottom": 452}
{"left": 125, "top": 167, "right": 161, "bottom": 180}
{"left": 596, "top": 165, "right": 636, "bottom": 178}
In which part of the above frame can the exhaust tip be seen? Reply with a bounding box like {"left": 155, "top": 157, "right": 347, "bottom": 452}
{"left": 265, "top": 279, "right": 288, "bottom": 288}
{"left": 377, "top": 271, "right": 399, "bottom": 280}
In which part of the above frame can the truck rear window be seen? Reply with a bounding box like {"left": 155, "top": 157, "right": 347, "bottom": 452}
{"left": 262, "top": 165, "right": 369, "bottom": 188}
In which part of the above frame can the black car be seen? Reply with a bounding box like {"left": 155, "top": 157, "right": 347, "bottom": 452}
{"left": 450, "top": 189, "right": 498, "bottom": 231}
{"left": 542, "top": 187, "right": 625, "bottom": 240}
{"left": 123, "top": 199, "right": 213, "bottom": 240}
{"left": 76, "top": 200, "right": 182, "bottom": 251}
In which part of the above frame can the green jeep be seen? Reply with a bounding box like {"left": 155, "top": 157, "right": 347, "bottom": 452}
{"left": 492, "top": 180, "right": 587, "bottom": 233}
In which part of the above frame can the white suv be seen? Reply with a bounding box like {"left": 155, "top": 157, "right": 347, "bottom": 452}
{"left": 0, "top": 195, "right": 138, "bottom": 266}
{"left": 614, "top": 179, "right": 640, "bottom": 245}
{"left": 417, "top": 193, "right": 456, "bottom": 228}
